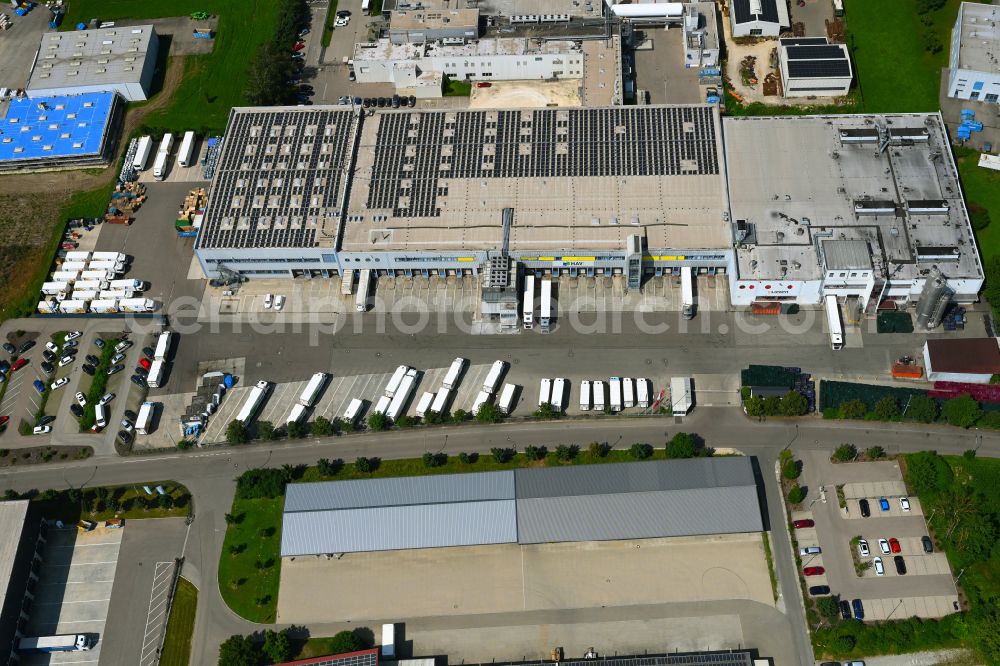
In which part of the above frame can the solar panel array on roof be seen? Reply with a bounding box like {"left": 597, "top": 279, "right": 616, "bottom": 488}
{"left": 787, "top": 59, "right": 851, "bottom": 78}
{"left": 197, "top": 107, "right": 357, "bottom": 250}
{"left": 0, "top": 92, "right": 118, "bottom": 167}
{"left": 366, "top": 106, "right": 719, "bottom": 218}
{"left": 786, "top": 45, "right": 847, "bottom": 60}
{"left": 759, "top": 0, "right": 779, "bottom": 22}
{"left": 731, "top": 0, "right": 752, "bottom": 23}
{"left": 779, "top": 37, "right": 829, "bottom": 46}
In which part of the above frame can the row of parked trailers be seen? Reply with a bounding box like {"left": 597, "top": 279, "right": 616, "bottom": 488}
{"left": 132, "top": 131, "right": 197, "bottom": 181}
{"left": 540, "top": 377, "right": 652, "bottom": 412}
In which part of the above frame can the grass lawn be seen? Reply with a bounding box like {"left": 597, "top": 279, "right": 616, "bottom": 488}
{"left": 160, "top": 577, "right": 197, "bottom": 666}
{"left": 322, "top": 0, "right": 338, "bottom": 48}
{"left": 220, "top": 445, "right": 697, "bottom": 620}
{"left": 954, "top": 147, "right": 1000, "bottom": 262}
{"left": 61, "top": 0, "right": 283, "bottom": 133}
{"left": 843, "top": 0, "right": 959, "bottom": 113}
{"left": 443, "top": 76, "right": 472, "bottom": 97}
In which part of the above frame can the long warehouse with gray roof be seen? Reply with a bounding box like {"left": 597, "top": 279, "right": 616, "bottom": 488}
{"left": 280, "top": 458, "right": 764, "bottom": 557}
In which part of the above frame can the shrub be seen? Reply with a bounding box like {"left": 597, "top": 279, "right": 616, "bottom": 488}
{"left": 226, "top": 420, "right": 249, "bottom": 445}
{"left": 969, "top": 202, "right": 991, "bottom": 231}
{"left": 262, "top": 628, "right": 293, "bottom": 663}
{"left": 490, "top": 447, "right": 515, "bottom": 463}
{"left": 327, "top": 630, "right": 363, "bottom": 655}
{"left": 787, "top": 484, "right": 804, "bottom": 504}
{"left": 817, "top": 596, "right": 841, "bottom": 620}
{"left": 629, "top": 443, "right": 653, "bottom": 459}
{"left": 312, "top": 416, "right": 338, "bottom": 437}
{"left": 286, "top": 421, "right": 306, "bottom": 439}
{"left": 866, "top": 446, "right": 886, "bottom": 460}
{"left": 424, "top": 410, "right": 445, "bottom": 425}
{"left": 217, "top": 634, "right": 259, "bottom": 666}
{"left": 396, "top": 415, "right": 414, "bottom": 428}
{"left": 832, "top": 635, "right": 856, "bottom": 653}
{"left": 422, "top": 451, "right": 447, "bottom": 467}
{"left": 235, "top": 468, "right": 290, "bottom": 499}
{"left": 451, "top": 409, "right": 469, "bottom": 423}
{"left": 942, "top": 394, "right": 982, "bottom": 428}
{"left": 458, "top": 452, "right": 478, "bottom": 464}
{"left": 256, "top": 421, "right": 276, "bottom": 441}
{"left": 355, "top": 456, "right": 379, "bottom": 473}
{"left": 978, "top": 411, "right": 1000, "bottom": 429}
{"left": 555, "top": 444, "right": 579, "bottom": 461}
{"left": 779, "top": 391, "right": 809, "bottom": 416}
{"left": 832, "top": 443, "right": 857, "bottom": 462}
{"left": 905, "top": 451, "right": 953, "bottom": 496}
{"left": 367, "top": 412, "right": 389, "bottom": 432}
{"left": 476, "top": 403, "right": 503, "bottom": 423}
{"left": 782, "top": 459, "right": 801, "bottom": 480}
{"left": 904, "top": 395, "right": 938, "bottom": 423}
{"left": 762, "top": 396, "right": 781, "bottom": 416}
{"left": 524, "top": 445, "right": 547, "bottom": 461}
{"left": 873, "top": 396, "right": 900, "bottom": 421}
{"left": 177, "top": 439, "right": 194, "bottom": 450}
{"left": 588, "top": 441, "right": 611, "bottom": 458}
{"left": 665, "top": 432, "right": 698, "bottom": 459}
{"left": 745, "top": 395, "right": 765, "bottom": 417}
{"left": 534, "top": 402, "right": 559, "bottom": 419}
{"left": 317, "top": 458, "right": 344, "bottom": 476}
{"left": 963, "top": 448, "right": 977, "bottom": 460}
{"left": 838, "top": 400, "right": 867, "bottom": 420}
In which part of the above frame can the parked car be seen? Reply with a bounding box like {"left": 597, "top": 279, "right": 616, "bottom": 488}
{"left": 65, "top": 330, "right": 83, "bottom": 341}
{"left": 45, "top": 341, "right": 59, "bottom": 354}
{"left": 63, "top": 340, "right": 78, "bottom": 349}
{"left": 921, "top": 536, "right": 934, "bottom": 553}
{"left": 98, "top": 392, "right": 115, "bottom": 407}
{"left": 899, "top": 497, "right": 911, "bottom": 512}
{"left": 58, "top": 355, "right": 75, "bottom": 367}
{"left": 408, "top": 95, "right": 416, "bottom": 107}
{"left": 42, "top": 350, "right": 56, "bottom": 363}
{"left": 476, "top": 81, "right": 492, "bottom": 88}
{"left": 894, "top": 555, "right": 906, "bottom": 575}
{"left": 878, "top": 538, "right": 890, "bottom": 554}
{"left": 32, "top": 379, "right": 45, "bottom": 394}
{"left": 114, "top": 340, "right": 132, "bottom": 354}
{"left": 857, "top": 539, "right": 870, "bottom": 557}
{"left": 274, "top": 295, "right": 286, "bottom": 311}
{"left": 839, "top": 600, "right": 851, "bottom": 620}
{"left": 118, "top": 430, "right": 133, "bottom": 444}
{"left": 18, "top": 340, "right": 35, "bottom": 354}
{"left": 75, "top": 392, "right": 87, "bottom": 407}
{"left": 2, "top": 342, "right": 15, "bottom": 355}
{"left": 808, "top": 585, "right": 831, "bottom": 596}
{"left": 0, "top": 360, "right": 8, "bottom": 373}
{"left": 889, "top": 537, "right": 901, "bottom": 554}
{"left": 111, "top": 352, "right": 126, "bottom": 365}
{"left": 81, "top": 364, "right": 95, "bottom": 376}
{"left": 334, "top": 15, "right": 349, "bottom": 26}
{"left": 11, "top": 358, "right": 27, "bottom": 372}
{"left": 336, "top": 9, "right": 351, "bottom": 17}
{"left": 292, "top": 42, "right": 305, "bottom": 52}
{"left": 121, "top": 419, "right": 134, "bottom": 433}
{"left": 94, "top": 338, "right": 106, "bottom": 349}
{"left": 134, "top": 366, "right": 148, "bottom": 377}
{"left": 40, "top": 361, "right": 54, "bottom": 374}
{"left": 108, "top": 364, "right": 125, "bottom": 376}
{"left": 37, "top": 415, "right": 55, "bottom": 426}
{"left": 391, "top": 94, "right": 400, "bottom": 108}
{"left": 33, "top": 425, "right": 52, "bottom": 435}
{"left": 793, "top": 519, "right": 814, "bottom": 529}
{"left": 142, "top": 346, "right": 155, "bottom": 359}
{"left": 131, "top": 375, "right": 147, "bottom": 388}
{"left": 263, "top": 293, "right": 274, "bottom": 309}
{"left": 859, "top": 498, "right": 871, "bottom": 517}
{"left": 70, "top": 404, "right": 84, "bottom": 418}
{"left": 51, "top": 377, "right": 70, "bottom": 390}
{"left": 873, "top": 557, "right": 885, "bottom": 576}
{"left": 799, "top": 546, "right": 821, "bottom": 556}
{"left": 852, "top": 598, "right": 865, "bottom": 620}
{"left": 879, "top": 497, "right": 890, "bottom": 512}
{"left": 803, "top": 566, "right": 825, "bottom": 576}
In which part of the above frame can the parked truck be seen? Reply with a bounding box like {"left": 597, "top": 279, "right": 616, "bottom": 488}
{"left": 37, "top": 300, "right": 59, "bottom": 314}
{"left": 146, "top": 360, "right": 165, "bottom": 388}
{"left": 497, "top": 383, "right": 517, "bottom": 415}
{"left": 152, "top": 151, "right": 169, "bottom": 181}
{"left": 551, "top": 378, "right": 566, "bottom": 412}
{"left": 92, "top": 252, "right": 127, "bottom": 263}
{"left": 64, "top": 251, "right": 91, "bottom": 262}
{"left": 61, "top": 261, "right": 87, "bottom": 272}
{"left": 609, "top": 376, "right": 623, "bottom": 413}
{"left": 681, "top": 266, "right": 695, "bottom": 319}
{"left": 340, "top": 269, "right": 355, "bottom": 295}
{"left": 538, "top": 378, "right": 552, "bottom": 407}
{"left": 579, "top": 379, "right": 591, "bottom": 411}
{"left": 17, "top": 634, "right": 92, "bottom": 653}
{"left": 384, "top": 365, "right": 409, "bottom": 398}
{"left": 177, "top": 131, "right": 196, "bottom": 168}
{"left": 670, "top": 376, "right": 693, "bottom": 416}
{"left": 80, "top": 270, "right": 114, "bottom": 282}
{"left": 89, "top": 299, "right": 118, "bottom": 313}
{"left": 482, "top": 360, "right": 505, "bottom": 393}
{"left": 623, "top": 377, "right": 635, "bottom": 408}
{"left": 73, "top": 280, "right": 109, "bottom": 292}
{"left": 287, "top": 404, "right": 307, "bottom": 425}
{"left": 430, "top": 387, "right": 451, "bottom": 415}
{"left": 110, "top": 279, "right": 144, "bottom": 291}
{"left": 539, "top": 277, "right": 553, "bottom": 332}
{"left": 415, "top": 391, "right": 435, "bottom": 418}
{"left": 132, "top": 135, "right": 153, "bottom": 171}
{"left": 71, "top": 290, "right": 99, "bottom": 301}
{"left": 236, "top": 380, "right": 271, "bottom": 426}
{"left": 88, "top": 259, "right": 125, "bottom": 274}
{"left": 58, "top": 299, "right": 89, "bottom": 314}
{"left": 637, "top": 378, "right": 651, "bottom": 408}
{"left": 372, "top": 394, "right": 392, "bottom": 416}
{"left": 343, "top": 398, "right": 364, "bottom": 425}
{"left": 119, "top": 298, "right": 156, "bottom": 312}
{"left": 356, "top": 268, "right": 372, "bottom": 312}
{"left": 298, "top": 372, "right": 328, "bottom": 407}
{"left": 52, "top": 271, "right": 80, "bottom": 282}
{"left": 471, "top": 389, "right": 491, "bottom": 415}
{"left": 135, "top": 401, "right": 155, "bottom": 435}
{"left": 41, "top": 281, "right": 71, "bottom": 296}
{"left": 593, "top": 380, "right": 606, "bottom": 411}
{"left": 522, "top": 273, "right": 534, "bottom": 329}
{"left": 99, "top": 289, "right": 133, "bottom": 300}
{"left": 442, "top": 357, "right": 466, "bottom": 390}
{"left": 386, "top": 369, "right": 417, "bottom": 421}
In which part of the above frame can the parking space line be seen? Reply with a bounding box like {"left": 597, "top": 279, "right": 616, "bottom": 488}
{"left": 139, "top": 561, "right": 175, "bottom": 666}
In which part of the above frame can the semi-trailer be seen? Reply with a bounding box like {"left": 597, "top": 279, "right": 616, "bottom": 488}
{"left": 41, "top": 281, "right": 71, "bottom": 296}
{"left": 64, "top": 251, "right": 91, "bottom": 262}
{"left": 539, "top": 278, "right": 553, "bottom": 331}
{"left": 88, "top": 299, "right": 118, "bottom": 314}
{"left": 623, "top": 377, "right": 635, "bottom": 408}
{"left": 177, "top": 131, "right": 196, "bottom": 168}
{"left": 483, "top": 360, "right": 505, "bottom": 393}
{"left": 593, "top": 380, "right": 606, "bottom": 411}
{"left": 637, "top": 378, "right": 651, "bottom": 408}
{"left": 119, "top": 298, "right": 156, "bottom": 312}
{"left": 681, "top": 266, "right": 695, "bottom": 319}
{"left": 579, "top": 379, "right": 591, "bottom": 411}
{"left": 671, "top": 376, "right": 693, "bottom": 415}
{"left": 298, "top": 372, "right": 328, "bottom": 406}
{"left": 415, "top": 391, "right": 435, "bottom": 418}
{"left": 522, "top": 273, "right": 534, "bottom": 329}
{"left": 497, "top": 383, "right": 517, "bottom": 414}
{"left": 132, "top": 135, "right": 153, "bottom": 171}
{"left": 386, "top": 369, "right": 417, "bottom": 421}
{"left": 384, "top": 365, "right": 409, "bottom": 398}
{"left": 373, "top": 394, "right": 392, "bottom": 416}
{"left": 343, "top": 398, "right": 364, "bottom": 425}
{"left": 135, "top": 401, "right": 155, "bottom": 434}
{"left": 551, "top": 377, "right": 566, "bottom": 412}
{"left": 146, "top": 359, "right": 165, "bottom": 388}
{"left": 236, "top": 381, "right": 271, "bottom": 426}
{"left": 52, "top": 271, "right": 80, "bottom": 282}
{"left": 471, "top": 389, "right": 491, "bottom": 415}
{"left": 609, "top": 377, "right": 622, "bottom": 412}
{"left": 341, "top": 269, "right": 355, "bottom": 295}
{"left": 538, "top": 378, "right": 552, "bottom": 407}
{"left": 92, "top": 252, "right": 127, "bottom": 263}
{"left": 110, "top": 279, "right": 144, "bottom": 291}
{"left": 356, "top": 269, "right": 372, "bottom": 312}
{"left": 442, "top": 357, "right": 466, "bottom": 390}
{"left": 430, "top": 387, "right": 451, "bottom": 415}
{"left": 17, "top": 634, "right": 92, "bottom": 653}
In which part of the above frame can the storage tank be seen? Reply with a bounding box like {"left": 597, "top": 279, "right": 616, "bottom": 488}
{"left": 915, "top": 268, "right": 953, "bottom": 330}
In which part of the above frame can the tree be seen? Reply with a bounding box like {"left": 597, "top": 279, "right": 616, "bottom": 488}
{"left": 787, "top": 484, "right": 804, "bottom": 504}
{"left": 422, "top": 451, "right": 447, "bottom": 467}
{"left": 450, "top": 409, "right": 469, "bottom": 424}
{"left": 817, "top": 596, "right": 841, "bottom": 620}
{"left": 782, "top": 459, "right": 801, "bottom": 480}
{"left": 312, "top": 416, "right": 337, "bottom": 437}
{"left": 235, "top": 468, "right": 290, "bottom": 500}
{"left": 943, "top": 394, "right": 982, "bottom": 428}
{"left": 905, "top": 451, "right": 953, "bottom": 496}
{"left": 245, "top": 42, "right": 294, "bottom": 106}
{"left": 366, "top": 412, "right": 389, "bottom": 431}
{"left": 217, "top": 634, "right": 260, "bottom": 666}
{"left": 555, "top": 444, "right": 579, "bottom": 461}
{"left": 458, "top": 452, "right": 478, "bottom": 464}
{"left": 257, "top": 421, "right": 276, "bottom": 441}
{"left": 838, "top": 400, "right": 867, "bottom": 419}
{"left": 762, "top": 396, "right": 782, "bottom": 416}
{"left": 355, "top": 456, "right": 374, "bottom": 473}
{"left": 629, "top": 443, "right": 653, "bottom": 459}
{"left": 157, "top": 493, "right": 174, "bottom": 509}
{"left": 779, "top": 391, "right": 809, "bottom": 416}
{"left": 665, "top": 432, "right": 698, "bottom": 459}
{"left": 317, "top": 458, "right": 343, "bottom": 476}
{"left": 490, "top": 447, "right": 515, "bottom": 463}
{"left": 904, "top": 394, "right": 938, "bottom": 423}
{"left": 327, "top": 630, "right": 363, "bottom": 655}
{"left": 534, "top": 402, "right": 559, "bottom": 419}
{"left": 832, "top": 443, "right": 857, "bottom": 462}
{"left": 588, "top": 441, "right": 611, "bottom": 458}
{"left": 873, "top": 396, "right": 900, "bottom": 421}
{"left": 424, "top": 410, "right": 444, "bottom": 425}
{"left": 263, "top": 628, "right": 293, "bottom": 663}
{"left": 226, "top": 420, "right": 249, "bottom": 445}
{"left": 866, "top": 446, "right": 886, "bottom": 460}
{"left": 396, "top": 415, "right": 414, "bottom": 428}
{"left": 286, "top": 420, "right": 306, "bottom": 439}
{"left": 476, "top": 403, "right": 503, "bottom": 423}
{"left": 963, "top": 448, "right": 978, "bottom": 460}
{"left": 524, "top": 445, "right": 547, "bottom": 461}
{"left": 832, "top": 635, "right": 856, "bottom": 654}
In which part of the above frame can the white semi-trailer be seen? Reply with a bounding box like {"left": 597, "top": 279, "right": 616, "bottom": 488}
{"left": 442, "top": 357, "right": 465, "bottom": 390}
{"left": 538, "top": 378, "right": 552, "bottom": 407}
{"left": 593, "top": 380, "right": 606, "bottom": 411}
{"left": 551, "top": 377, "right": 566, "bottom": 412}
{"left": 146, "top": 360, "right": 165, "bottom": 388}
{"left": 356, "top": 269, "right": 372, "bottom": 312}
{"left": 153, "top": 331, "right": 173, "bottom": 362}
{"left": 236, "top": 381, "right": 271, "bottom": 426}
{"left": 671, "top": 376, "right": 693, "bottom": 415}
{"left": 135, "top": 401, "right": 155, "bottom": 434}
{"left": 497, "top": 383, "right": 517, "bottom": 415}
{"left": 483, "top": 360, "right": 505, "bottom": 393}
{"left": 386, "top": 369, "right": 417, "bottom": 421}
{"left": 132, "top": 135, "right": 153, "bottom": 171}
{"left": 539, "top": 278, "right": 553, "bottom": 331}
{"left": 430, "top": 387, "right": 451, "bottom": 415}
{"left": 298, "top": 372, "right": 328, "bottom": 407}
{"left": 579, "top": 380, "right": 592, "bottom": 411}
{"left": 623, "top": 377, "right": 635, "bottom": 408}
{"left": 343, "top": 398, "right": 364, "bottom": 425}
{"left": 522, "top": 273, "right": 534, "bottom": 329}
{"left": 681, "top": 266, "right": 695, "bottom": 319}
{"left": 415, "top": 391, "right": 435, "bottom": 418}
{"left": 384, "top": 365, "right": 409, "bottom": 398}
{"left": 609, "top": 376, "right": 623, "bottom": 413}
{"left": 637, "top": 378, "right": 651, "bottom": 408}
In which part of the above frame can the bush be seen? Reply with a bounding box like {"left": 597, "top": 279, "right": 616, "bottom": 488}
{"left": 524, "top": 445, "right": 547, "bottom": 461}
{"left": 905, "top": 451, "right": 953, "bottom": 496}
{"left": 327, "top": 630, "right": 363, "bottom": 655}
{"left": 866, "top": 446, "right": 886, "bottom": 460}
{"left": 787, "top": 484, "right": 804, "bottom": 504}
{"left": 833, "top": 443, "right": 857, "bottom": 462}
{"left": 534, "top": 402, "right": 559, "bottom": 419}
{"left": 963, "top": 448, "right": 977, "bottom": 460}
{"left": 451, "top": 409, "right": 469, "bottom": 424}
{"left": 969, "top": 202, "right": 992, "bottom": 232}
{"left": 177, "top": 439, "right": 194, "bottom": 450}
{"left": 555, "top": 444, "right": 579, "bottom": 461}
{"left": 235, "top": 468, "right": 290, "bottom": 499}
{"left": 873, "top": 396, "right": 900, "bottom": 421}
{"left": 832, "top": 635, "right": 856, "bottom": 653}
{"left": 317, "top": 458, "right": 344, "bottom": 476}
{"left": 838, "top": 400, "right": 868, "bottom": 420}
{"left": 217, "top": 634, "right": 259, "bottom": 666}
{"left": 257, "top": 421, "right": 276, "bottom": 441}
{"left": 490, "top": 447, "right": 515, "bottom": 463}
{"left": 978, "top": 410, "right": 1000, "bottom": 429}
{"left": 286, "top": 421, "right": 306, "bottom": 439}
{"left": 458, "top": 452, "right": 478, "bottom": 464}
{"left": 904, "top": 395, "right": 938, "bottom": 423}
{"left": 665, "top": 432, "right": 699, "bottom": 459}
{"left": 629, "top": 443, "right": 653, "bottom": 459}
{"left": 396, "top": 415, "right": 414, "bottom": 428}
{"left": 367, "top": 412, "right": 389, "bottom": 432}
{"left": 782, "top": 459, "right": 801, "bottom": 480}
{"left": 476, "top": 403, "right": 503, "bottom": 423}
{"left": 588, "top": 441, "right": 611, "bottom": 458}
{"left": 779, "top": 391, "right": 809, "bottom": 416}
{"left": 745, "top": 395, "right": 765, "bottom": 417}
{"left": 424, "top": 410, "right": 445, "bottom": 425}
{"left": 355, "top": 456, "right": 380, "bottom": 473}
{"left": 226, "top": 420, "right": 249, "bottom": 445}
{"left": 762, "top": 396, "right": 781, "bottom": 416}
{"left": 817, "top": 596, "right": 841, "bottom": 620}
{"left": 942, "top": 394, "right": 982, "bottom": 428}
{"left": 422, "top": 451, "right": 447, "bottom": 467}
{"left": 312, "top": 416, "right": 338, "bottom": 437}
{"left": 262, "top": 628, "right": 293, "bottom": 663}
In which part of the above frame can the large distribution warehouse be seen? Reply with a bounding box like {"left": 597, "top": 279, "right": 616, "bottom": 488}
{"left": 280, "top": 458, "right": 764, "bottom": 557}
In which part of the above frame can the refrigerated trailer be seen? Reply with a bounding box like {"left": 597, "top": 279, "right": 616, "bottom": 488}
{"left": 386, "top": 369, "right": 417, "bottom": 421}
{"left": 340, "top": 269, "right": 355, "bottom": 295}
{"left": 522, "top": 273, "right": 534, "bottom": 329}
{"left": 71, "top": 290, "right": 98, "bottom": 301}
{"left": 61, "top": 261, "right": 87, "bottom": 272}
{"left": 132, "top": 135, "right": 153, "bottom": 171}
{"left": 152, "top": 151, "right": 168, "bottom": 181}
{"left": 497, "top": 383, "right": 517, "bottom": 414}
{"left": 472, "top": 389, "right": 491, "bottom": 415}
{"left": 52, "top": 271, "right": 80, "bottom": 282}
{"left": 671, "top": 376, "right": 693, "bottom": 415}
{"left": 442, "top": 357, "right": 465, "bottom": 390}
{"left": 579, "top": 380, "right": 592, "bottom": 411}
{"left": 431, "top": 387, "right": 451, "bottom": 415}
{"left": 91, "top": 252, "right": 127, "bottom": 263}
{"left": 356, "top": 269, "right": 372, "bottom": 312}
{"left": 236, "top": 381, "right": 271, "bottom": 426}
{"left": 74, "top": 280, "right": 108, "bottom": 292}
{"left": 551, "top": 378, "right": 566, "bottom": 412}
{"left": 593, "top": 380, "right": 606, "bottom": 411}
{"left": 177, "top": 131, "right": 196, "bottom": 168}
{"left": 58, "top": 299, "right": 88, "bottom": 314}
{"left": 119, "top": 298, "right": 156, "bottom": 312}
{"left": 343, "top": 398, "right": 364, "bottom": 425}
{"left": 623, "top": 377, "right": 635, "bottom": 408}
{"left": 287, "top": 404, "right": 307, "bottom": 424}
{"left": 373, "top": 395, "right": 392, "bottom": 415}
{"left": 825, "top": 294, "right": 844, "bottom": 350}
{"left": 80, "top": 270, "right": 113, "bottom": 282}
{"left": 609, "top": 377, "right": 623, "bottom": 412}
{"left": 681, "top": 266, "right": 695, "bottom": 319}
{"left": 415, "top": 391, "right": 435, "bottom": 418}
{"left": 146, "top": 360, "right": 165, "bottom": 388}
{"left": 384, "top": 365, "right": 409, "bottom": 398}
{"left": 88, "top": 260, "right": 125, "bottom": 273}
{"left": 135, "top": 401, "right": 155, "bottom": 434}
{"left": 88, "top": 299, "right": 118, "bottom": 313}
{"left": 17, "top": 634, "right": 92, "bottom": 653}
{"left": 298, "top": 372, "right": 328, "bottom": 407}
{"left": 538, "top": 378, "right": 552, "bottom": 407}
{"left": 153, "top": 331, "right": 173, "bottom": 362}
{"left": 110, "top": 279, "right": 144, "bottom": 291}
{"left": 539, "top": 278, "right": 553, "bottom": 331}
{"left": 41, "top": 281, "right": 71, "bottom": 296}
{"left": 637, "top": 378, "right": 651, "bottom": 408}
{"left": 64, "top": 251, "right": 91, "bottom": 262}
{"left": 483, "top": 360, "right": 505, "bottom": 393}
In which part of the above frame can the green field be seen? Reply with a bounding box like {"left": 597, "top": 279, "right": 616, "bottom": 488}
{"left": 62, "top": 0, "right": 283, "bottom": 133}
{"left": 160, "top": 577, "right": 198, "bottom": 666}
{"left": 843, "top": 0, "right": 959, "bottom": 113}
{"left": 955, "top": 148, "right": 1000, "bottom": 262}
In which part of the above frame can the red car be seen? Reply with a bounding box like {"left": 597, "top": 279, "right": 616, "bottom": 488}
{"left": 0, "top": 415, "right": 8, "bottom": 428}
{"left": 803, "top": 566, "right": 825, "bottom": 576}
{"left": 292, "top": 42, "right": 306, "bottom": 52}
{"left": 11, "top": 358, "right": 28, "bottom": 372}
{"left": 889, "top": 538, "right": 901, "bottom": 554}
{"left": 793, "top": 519, "right": 815, "bottom": 529}
{"left": 138, "top": 357, "right": 152, "bottom": 370}
{"left": 476, "top": 82, "right": 492, "bottom": 88}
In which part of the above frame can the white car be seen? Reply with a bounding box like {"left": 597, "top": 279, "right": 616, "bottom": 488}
{"left": 45, "top": 341, "right": 60, "bottom": 354}
{"left": 98, "top": 392, "right": 115, "bottom": 407}
{"left": 274, "top": 295, "right": 286, "bottom": 311}
{"left": 63, "top": 340, "right": 78, "bottom": 349}
{"left": 120, "top": 418, "right": 134, "bottom": 433}
{"left": 857, "top": 539, "right": 870, "bottom": 557}
{"left": 799, "top": 546, "right": 821, "bottom": 556}
{"left": 75, "top": 391, "right": 87, "bottom": 407}
{"left": 873, "top": 557, "right": 885, "bottom": 576}
{"left": 263, "top": 293, "right": 273, "bottom": 309}
{"left": 33, "top": 425, "right": 52, "bottom": 435}
{"left": 878, "top": 538, "right": 890, "bottom": 555}
{"left": 114, "top": 340, "right": 132, "bottom": 354}
{"left": 58, "top": 355, "right": 76, "bottom": 368}
{"left": 50, "top": 377, "right": 70, "bottom": 390}
{"left": 334, "top": 16, "right": 349, "bottom": 26}
{"left": 65, "top": 330, "right": 83, "bottom": 341}
{"left": 111, "top": 352, "right": 126, "bottom": 365}
{"left": 899, "top": 497, "right": 911, "bottom": 512}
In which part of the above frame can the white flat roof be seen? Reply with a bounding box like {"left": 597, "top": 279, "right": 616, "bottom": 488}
{"left": 27, "top": 25, "right": 156, "bottom": 91}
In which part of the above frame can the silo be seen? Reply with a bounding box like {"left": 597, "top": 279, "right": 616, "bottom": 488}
{"left": 915, "top": 268, "right": 953, "bottom": 329}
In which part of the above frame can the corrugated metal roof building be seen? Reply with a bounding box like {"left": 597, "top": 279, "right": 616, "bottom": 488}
{"left": 280, "top": 459, "right": 763, "bottom": 556}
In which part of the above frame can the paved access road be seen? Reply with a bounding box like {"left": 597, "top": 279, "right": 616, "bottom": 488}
{"left": 2, "top": 408, "right": 999, "bottom": 664}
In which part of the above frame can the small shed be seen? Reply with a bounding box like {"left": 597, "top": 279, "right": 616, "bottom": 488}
{"left": 778, "top": 37, "right": 853, "bottom": 98}
{"left": 730, "top": 0, "right": 789, "bottom": 38}
{"left": 923, "top": 338, "right": 1000, "bottom": 383}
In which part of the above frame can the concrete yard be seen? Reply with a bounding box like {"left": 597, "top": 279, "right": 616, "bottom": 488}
{"left": 469, "top": 80, "right": 583, "bottom": 108}
{"left": 21, "top": 526, "right": 124, "bottom": 665}
{"left": 277, "top": 533, "right": 772, "bottom": 624}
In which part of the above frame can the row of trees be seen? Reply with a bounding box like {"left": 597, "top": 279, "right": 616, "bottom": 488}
{"left": 218, "top": 629, "right": 364, "bottom": 666}
{"left": 243, "top": 0, "right": 309, "bottom": 106}
{"left": 744, "top": 390, "right": 809, "bottom": 418}
{"left": 830, "top": 393, "right": 998, "bottom": 430}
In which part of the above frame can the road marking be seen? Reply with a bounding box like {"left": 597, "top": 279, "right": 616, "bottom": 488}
{"left": 139, "top": 561, "right": 176, "bottom": 666}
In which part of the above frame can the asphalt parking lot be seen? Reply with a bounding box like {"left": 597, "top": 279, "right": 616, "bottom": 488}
{"left": 791, "top": 450, "right": 959, "bottom": 620}
{"left": 21, "top": 526, "right": 124, "bottom": 665}
{"left": 278, "top": 533, "right": 772, "bottom": 624}
{"left": 0, "top": 6, "right": 50, "bottom": 90}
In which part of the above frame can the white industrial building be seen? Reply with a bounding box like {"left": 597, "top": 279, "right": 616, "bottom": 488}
{"left": 777, "top": 37, "right": 852, "bottom": 97}
{"left": 682, "top": 3, "right": 720, "bottom": 68}
{"left": 26, "top": 25, "right": 159, "bottom": 102}
{"left": 388, "top": 8, "right": 480, "bottom": 44}
{"left": 946, "top": 2, "right": 1000, "bottom": 104}
{"left": 353, "top": 38, "right": 584, "bottom": 96}
{"left": 729, "top": 0, "right": 789, "bottom": 37}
